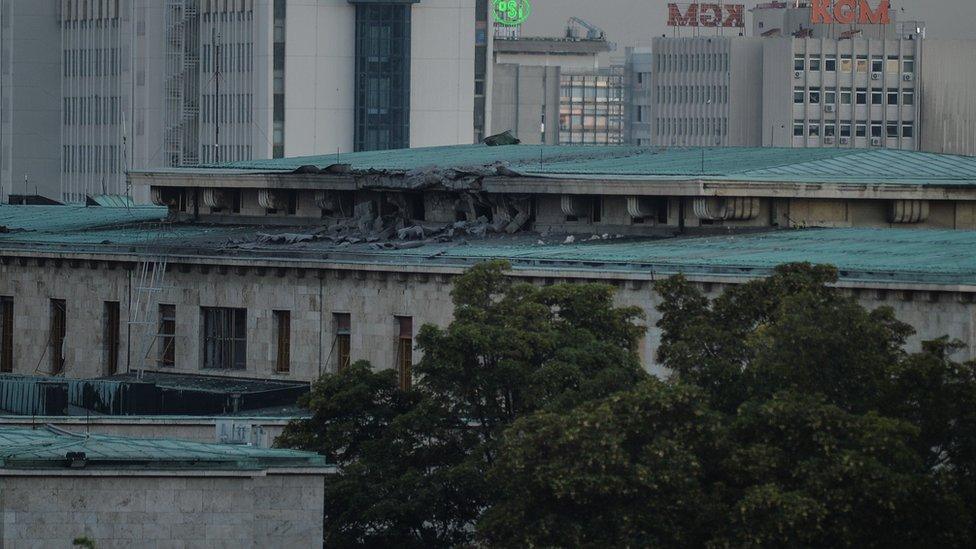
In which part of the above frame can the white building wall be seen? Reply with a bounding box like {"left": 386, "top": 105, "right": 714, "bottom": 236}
{"left": 918, "top": 39, "right": 976, "bottom": 157}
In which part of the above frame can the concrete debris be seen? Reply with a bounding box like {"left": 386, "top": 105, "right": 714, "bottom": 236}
{"left": 563, "top": 235, "right": 576, "bottom": 244}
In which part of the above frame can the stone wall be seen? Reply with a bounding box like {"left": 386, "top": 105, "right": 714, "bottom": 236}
{"left": 0, "top": 473, "right": 324, "bottom": 548}
{"left": 1, "top": 259, "right": 973, "bottom": 382}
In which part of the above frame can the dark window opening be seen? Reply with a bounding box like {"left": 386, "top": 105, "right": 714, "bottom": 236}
{"left": 275, "top": 310, "right": 291, "bottom": 374}
{"left": 354, "top": 4, "right": 412, "bottom": 151}
{"left": 202, "top": 307, "right": 247, "bottom": 370}
{"left": 408, "top": 194, "right": 425, "bottom": 221}
{"left": 50, "top": 299, "right": 67, "bottom": 375}
{"left": 591, "top": 196, "right": 603, "bottom": 223}
{"left": 103, "top": 301, "right": 120, "bottom": 376}
{"left": 396, "top": 316, "right": 413, "bottom": 390}
{"left": 334, "top": 313, "right": 351, "bottom": 373}
{"left": 0, "top": 296, "right": 13, "bottom": 373}
{"left": 158, "top": 304, "right": 176, "bottom": 368}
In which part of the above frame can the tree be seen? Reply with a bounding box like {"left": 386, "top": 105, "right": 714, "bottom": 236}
{"left": 481, "top": 263, "right": 976, "bottom": 547}
{"left": 278, "top": 261, "right": 647, "bottom": 547}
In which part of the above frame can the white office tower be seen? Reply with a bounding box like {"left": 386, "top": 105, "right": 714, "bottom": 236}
{"left": 1, "top": 0, "right": 483, "bottom": 202}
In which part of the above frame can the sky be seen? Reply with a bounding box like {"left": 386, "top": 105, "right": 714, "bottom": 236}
{"left": 518, "top": 0, "right": 976, "bottom": 63}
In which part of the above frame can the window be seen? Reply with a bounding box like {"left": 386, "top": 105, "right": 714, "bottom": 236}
{"left": 856, "top": 55, "right": 868, "bottom": 73}
{"left": 841, "top": 87, "right": 852, "bottom": 105}
{"left": 871, "top": 57, "right": 883, "bottom": 73}
{"left": 840, "top": 123, "right": 852, "bottom": 137}
{"left": 808, "top": 89, "right": 821, "bottom": 104}
{"left": 825, "top": 56, "right": 837, "bottom": 72}
{"left": 887, "top": 88, "right": 899, "bottom": 105}
{"left": 824, "top": 90, "right": 836, "bottom": 105}
{"left": 887, "top": 123, "right": 899, "bottom": 138}
{"left": 793, "top": 87, "right": 805, "bottom": 104}
{"left": 395, "top": 316, "right": 413, "bottom": 390}
{"left": 886, "top": 56, "right": 899, "bottom": 73}
{"left": 903, "top": 57, "right": 915, "bottom": 74}
{"left": 793, "top": 120, "right": 804, "bottom": 137}
{"left": 824, "top": 123, "right": 836, "bottom": 137}
{"left": 354, "top": 4, "right": 412, "bottom": 151}
{"left": 334, "top": 313, "right": 351, "bottom": 372}
{"left": 50, "top": 299, "right": 66, "bottom": 375}
{"left": 903, "top": 89, "right": 914, "bottom": 106}
{"left": 809, "top": 55, "right": 821, "bottom": 71}
{"left": 158, "top": 305, "right": 176, "bottom": 368}
{"left": 0, "top": 296, "right": 12, "bottom": 373}
{"left": 103, "top": 302, "right": 120, "bottom": 376}
{"left": 856, "top": 121, "right": 867, "bottom": 137}
{"left": 793, "top": 54, "right": 805, "bottom": 71}
{"left": 274, "top": 311, "right": 291, "bottom": 374}
{"left": 871, "top": 123, "right": 883, "bottom": 138}
{"left": 808, "top": 121, "right": 820, "bottom": 137}
{"left": 202, "top": 308, "right": 247, "bottom": 370}
{"left": 903, "top": 123, "right": 914, "bottom": 138}
{"left": 871, "top": 90, "right": 883, "bottom": 105}
{"left": 841, "top": 55, "right": 853, "bottom": 72}
{"left": 856, "top": 88, "right": 867, "bottom": 105}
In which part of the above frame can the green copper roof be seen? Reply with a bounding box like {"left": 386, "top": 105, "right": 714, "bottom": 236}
{"left": 0, "top": 426, "right": 328, "bottom": 471}
{"left": 0, "top": 205, "right": 167, "bottom": 233}
{"left": 2, "top": 205, "right": 976, "bottom": 287}
{"left": 186, "top": 145, "right": 976, "bottom": 186}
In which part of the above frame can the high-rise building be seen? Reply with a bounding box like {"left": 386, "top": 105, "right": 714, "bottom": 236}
{"left": 0, "top": 0, "right": 486, "bottom": 202}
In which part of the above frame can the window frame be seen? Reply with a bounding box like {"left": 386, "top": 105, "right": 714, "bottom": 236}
{"left": 201, "top": 307, "right": 247, "bottom": 371}
{"left": 274, "top": 310, "right": 291, "bottom": 374}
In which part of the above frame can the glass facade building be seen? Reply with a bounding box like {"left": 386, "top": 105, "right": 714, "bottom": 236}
{"left": 353, "top": 3, "right": 412, "bottom": 152}
{"left": 558, "top": 68, "right": 625, "bottom": 145}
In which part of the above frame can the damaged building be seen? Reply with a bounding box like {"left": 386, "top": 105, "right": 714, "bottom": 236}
{"left": 1, "top": 144, "right": 976, "bottom": 387}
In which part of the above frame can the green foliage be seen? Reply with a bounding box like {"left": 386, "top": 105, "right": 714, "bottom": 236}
{"left": 279, "top": 260, "right": 647, "bottom": 547}
{"left": 482, "top": 263, "right": 976, "bottom": 547}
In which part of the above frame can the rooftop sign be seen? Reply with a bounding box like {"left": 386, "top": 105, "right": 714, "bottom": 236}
{"left": 667, "top": 3, "right": 745, "bottom": 28}
{"left": 492, "top": 0, "right": 531, "bottom": 27}
{"left": 810, "top": 0, "right": 891, "bottom": 25}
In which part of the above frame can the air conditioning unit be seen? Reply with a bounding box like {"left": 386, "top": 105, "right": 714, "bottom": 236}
{"left": 903, "top": 73, "right": 914, "bottom": 81}
{"left": 871, "top": 137, "right": 882, "bottom": 146}
{"left": 824, "top": 136, "right": 835, "bottom": 144}
{"left": 793, "top": 71, "right": 803, "bottom": 79}
{"left": 839, "top": 137, "right": 850, "bottom": 145}
{"left": 871, "top": 72, "right": 882, "bottom": 80}
{"left": 824, "top": 104, "right": 835, "bottom": 113}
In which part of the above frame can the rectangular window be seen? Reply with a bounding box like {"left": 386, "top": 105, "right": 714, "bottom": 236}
{"left": 395, "top": 316, "right": 413, "bottom": 390}
{"left": 856, "top": 122, "right": 867, "bottom": 137}
{"left": 793, "top": 87, "right": 805, "bottom": 104}
{"left": 274, "top": 311, "right": 291, "bottom": 374}
{"left": 840, "top": 123, "right": 852, "bottom": 137}
{"left": 903, "top": 58, "right": 915, "bottom": 74}
{"left": 158, "top": 304, "right": 176, "bottom": 368}
{"left": 50, "top": 299, "right": 66, "bottom": 375}
{"left": 903, "top": 123, "right": 914, "bottom": 138}
{"left": 793, "top": 120, "right": 804, "bottom": 136}
{"left": 887, "top": 88, "right": 899, "bottom": 105}
{"left": 808, "top": 89, "right": 821, "bottom": 104}
{"left": 794, "top": 55, "right": 805, "bottom": 71}
{"left": 202, "top": 308, "right": 247, "bottom": 370}
{"left": 856, "top": 88, "right": 867, "bottom": 105}
{"left": 825, "top": 56, "right": 837, "bottom": 72}
{"left": 871, "top": 57, "right": 883, "bottom": 73}
{"left": 103, "top": 302, "right": 120, "bottom": 376}
{"left": 0, "top": 296, "right": 12, "bottom": 373}
{"left": 871, "top": 123, "right": 883, "bottom": 138}
{"left": 824, "top": 90, "right": 836, "bottom": 105}
{"left": 841, "top": 55, "right": 853, "bottom": 72}
{"left": 824, "top": 123, "right": 836, "bottom": 137}
{"left": 809, "top": 55, "right": 821, "bottom": 71}
{"left": 887, "top": 123, "right": 899, "bottom": 138}
{"left": 841, "top": 87, "right": 852, "bottom": 105}
{"left": 808, "top": 121, "right": 820, "bottom": 137}
{"left": 334, "top": 313, "right": 351, "bottom": 373}
{"left": 886, "top": 57, "right": 899, "bottom": 73}
{"left": 903, "top": 89, "right": 915, "bottom": 106}
{"left": 871, "top": 90, "right": 883, "bottom": 105}
{"left": 856, "top": 56, "right": 868, "bottom": 73}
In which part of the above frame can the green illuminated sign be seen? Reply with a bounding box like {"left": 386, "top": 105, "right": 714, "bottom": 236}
{"left": 492, "top": 0, "right": 531, "bottom": 27}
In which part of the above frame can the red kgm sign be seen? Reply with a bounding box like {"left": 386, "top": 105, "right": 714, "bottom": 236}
{"left": 811, "top": 0, "right": 891, "bottom": 24}
{"left": 667, "top": 3, "right": 745, "bottom": 28}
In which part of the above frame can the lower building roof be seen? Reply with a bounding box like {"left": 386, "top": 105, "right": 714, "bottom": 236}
{"left": 0, "top": 425, "right": 329, "bottom": 472}
{"left": 2, "top": 205, "right": 976, "bottom": 288}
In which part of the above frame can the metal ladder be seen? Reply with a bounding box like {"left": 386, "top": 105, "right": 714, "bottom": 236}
{"left": 128, "top": 257, "right": 169, "bottom": 380}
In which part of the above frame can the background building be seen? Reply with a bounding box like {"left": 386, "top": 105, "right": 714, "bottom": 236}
{"left": 624, "top": 46, "right": 653, "bottom": 146}
{"left": 1, "top": 0, "right": 486, "bottom": 202}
